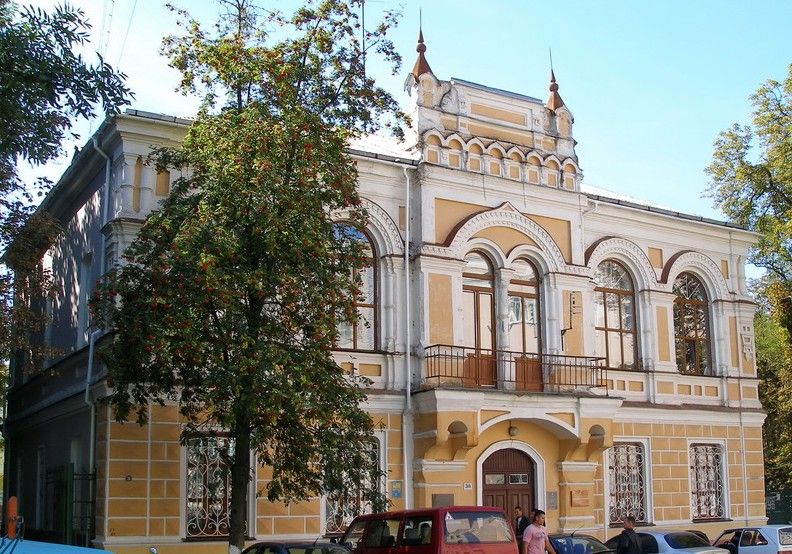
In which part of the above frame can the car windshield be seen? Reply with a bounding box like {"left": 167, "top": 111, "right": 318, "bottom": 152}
{"left": 665, "top": 532, "right": 710, "bottom": 549}
{"left": 779, "top": 528, "right": 792, "bottom": 546}
{"left": 550, "top": 535, "right": 612, "bottom": 554}
{"left": 444, "top": 511, "right": 513, "bottom": 544}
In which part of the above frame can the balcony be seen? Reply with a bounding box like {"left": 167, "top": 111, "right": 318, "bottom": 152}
{"left": 422, "top": 344, "right": 607, "bottom": 393}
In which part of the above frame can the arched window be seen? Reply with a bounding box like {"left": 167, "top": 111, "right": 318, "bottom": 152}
{"left": 507, "top": 259, "right": 541, "bottom": 355}
{"left": 462, "top": 252, "right": 496, "bottom": 386}
{"left": 673, "top": 272, "right": 711, "bottom": 375}
{"left": 593, "top": 260, "right": 638, "bottom": 370}
{"left": 336, "top": 224, "right": 377, "bottom": 351}
{"left": 462, "top": 252, "right": 495, "bottom": 352}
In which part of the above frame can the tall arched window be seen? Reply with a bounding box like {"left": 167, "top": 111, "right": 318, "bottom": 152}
{"left": 462, "top": 252, "right": 496, "bottom": 386}
{"left": 336, "top": 224, "right": 377, "bottom": 351}
{"left": 673, "top": 272, "right": 710, "bottom": 375}
{"left": 508, "top": 259, "right": 541, "bottom": 355}
{"left": 594, "top": 260, "right": 638, "bottom": 370}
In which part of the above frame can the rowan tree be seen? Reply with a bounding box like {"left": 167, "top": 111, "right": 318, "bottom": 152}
{"left": 93, "top": 1, "right": 405, "bottom": 551}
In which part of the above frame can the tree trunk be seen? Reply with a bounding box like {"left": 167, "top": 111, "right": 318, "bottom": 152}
{"left": 228, "top": 416, "right": 251, "bottom": 554}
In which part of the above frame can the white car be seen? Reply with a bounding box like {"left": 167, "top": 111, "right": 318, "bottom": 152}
{"left": 713, "top": 526, "right": 792, "bottom": 554}
{"left": 606, "top": 530, "right": 729, "bottom": 554}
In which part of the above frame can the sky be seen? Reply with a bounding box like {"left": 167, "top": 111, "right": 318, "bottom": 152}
{"left": 23, "top": 0, "right": 792, "bottom": 226}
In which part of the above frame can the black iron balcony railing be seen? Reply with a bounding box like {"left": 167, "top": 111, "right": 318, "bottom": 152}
{"left": 422, "top": 344, "right": 607, "bottom": 393}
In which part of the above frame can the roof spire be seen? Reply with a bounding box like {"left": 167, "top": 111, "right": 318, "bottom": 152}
{"left": 410, "top": 19, "right": 433, "bottom": 80}
{"left": 546, "top": 50, "right": 565, "bottom": 112}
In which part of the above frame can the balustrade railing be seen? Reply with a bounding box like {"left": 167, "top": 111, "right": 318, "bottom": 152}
{"left": 422, "top": 344, "right": 607, "bottom": 393}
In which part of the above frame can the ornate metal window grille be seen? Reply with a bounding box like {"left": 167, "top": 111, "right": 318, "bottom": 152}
{"left": 186, "top": 436, "right": 234, "bottom": 538}
{"left": 689, "top": 444, "right": 725, "bottom": 520}
{"left": 608, "top": 443, "right": 647, "bottom": 524}
{"left": 324, "top": 438, "right": 381, "bottom": 534}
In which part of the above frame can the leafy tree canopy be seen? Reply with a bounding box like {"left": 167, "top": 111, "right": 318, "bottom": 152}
{"left": 94, "top": 1, "right": 405, "bottom": 550}
{"left": 751, "top": 277, "right": 792, "bottom": 490}
{"left": 706, "top": 64, "right": 792, "bottom": 281}
{"left": 0, "top": 1, "right": 130, "bottom": 367}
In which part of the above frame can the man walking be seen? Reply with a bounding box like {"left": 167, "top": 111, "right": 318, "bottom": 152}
{"left": 615, "top": 516, "right": 642, "bottom": 554}
{"left": 522, "top": 510, "right": 556, "bottom": 554}
{"left": 514, "top": 506, "right": 529, "bottom": 552}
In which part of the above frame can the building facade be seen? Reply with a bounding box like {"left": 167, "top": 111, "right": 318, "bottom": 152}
{"left": 4, "top": 36, "right": 765, "bottom": 553}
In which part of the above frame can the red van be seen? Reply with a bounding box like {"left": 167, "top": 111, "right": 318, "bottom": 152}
{"left": 340, "top": 506, "right": 517, "bottom": 554}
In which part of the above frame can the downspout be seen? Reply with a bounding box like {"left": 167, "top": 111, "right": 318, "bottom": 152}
{"left": 86, "top": 136, "right": 111, "bottom": 496}
{"left": 401, "top": 165, "right": 413, "bottom": 509}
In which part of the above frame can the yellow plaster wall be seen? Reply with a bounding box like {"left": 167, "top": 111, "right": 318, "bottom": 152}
{"left": 104, "top": 403, "right": 182, "bottom": 541}
{"left": 428, "top": 273, "right": 454, "bottom": 344}
{"left": 648, "top": 247, "right": 664, "bottom": 269}
{"left": 656, "top": 306, "right": 671, "bottom": 362}
{"left": 433, "top": 199, "right": 571, "bottom": 264}
{"left": 472, "top": 226, "right": 537, "bottom": 256}
{"left": 470, "top": 103, "right": 526, "bottom": 126}
{"left": 467, "top": 122, "right": 534, "bottom": 148}
{"left": 612, "top": 420, "right": 766, "bottom": 526}
{"left": 434, "top": 198, "right": 485, "bottom": 244}
{"left": 524, "top": 214, "right": 572, "bottom": 263}
{"left": 155, "top": 171, "right": 170, "bottom": 196}
{"left": 720, "top": 260, "right": 730, "bottom": 279}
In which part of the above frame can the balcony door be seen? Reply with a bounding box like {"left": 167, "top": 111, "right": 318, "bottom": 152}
{"left": 508, "top": 259, "right": 542, "bottom": 391}
{"left": 462, "top": 252, "right": 496, "bottom": 387}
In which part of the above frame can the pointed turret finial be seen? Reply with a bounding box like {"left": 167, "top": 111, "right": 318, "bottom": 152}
{"left": 410, "top": 24, "right": 433, "bottom": 80}
{"left": 546, "top": 68, "right": 565, "bottom": 112}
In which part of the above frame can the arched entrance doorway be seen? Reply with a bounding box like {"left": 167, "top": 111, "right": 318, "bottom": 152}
{"left": 482, "top": 448, "right": 536, "bottom": 518}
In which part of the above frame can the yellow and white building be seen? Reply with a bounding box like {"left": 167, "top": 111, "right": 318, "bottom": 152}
{"left": 4, "top": 33, "right": 765, "bottom": 553}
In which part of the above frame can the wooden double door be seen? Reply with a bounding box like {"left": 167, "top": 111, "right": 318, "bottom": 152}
{"left": 482, "top": 448, "right": 536, "bottom": 524}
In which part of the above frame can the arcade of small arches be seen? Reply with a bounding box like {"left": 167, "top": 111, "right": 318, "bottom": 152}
{"left": 422, "top": 131, "right": 581, "bottom": 190}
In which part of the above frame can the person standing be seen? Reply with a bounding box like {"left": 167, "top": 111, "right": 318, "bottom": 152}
{"left": 615, "top": 516, "right": 642, "bottom": 554}
{"left": 514, "top": 506, "right": 530, "bottom": 552}
{"left": 522, "top": 510, "right": 557, "bottom": 554}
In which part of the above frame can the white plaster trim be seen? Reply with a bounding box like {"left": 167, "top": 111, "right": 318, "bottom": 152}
{"left": 421, "top": 202, "right": 571, "bottom": 273}
{"left": 414, "top": 482, "right": 465, "bottom": 488}
{"left": 664, "top": 251, "right": 731, "bottom": 300}
{"left": 413, "top": 460, "right": 469, "bottom": 473}
{"left": 557, "top": 461, "right": 598, "bottom": 473}
{"left": 613, "top": 407, "right": 765, "bottom": 426}
{"left": 476, "top": 440, "right": 546, "bottom": 510}
{"left": 585, "top": 237, "right": 658, "bottom": 292}
{"left": 333, "top": 197, "right": 404, "bottom": 257}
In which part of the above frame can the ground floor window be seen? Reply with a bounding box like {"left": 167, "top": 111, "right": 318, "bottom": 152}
{"left": 323, "top": 434, "right": 384, "bottom": 534}
{"left": 608, "top": 442, "right": 648, "bottom": 524}
{"left": 689, "top": 443, "right": 725, "bottom": 520}
{"left": 186, "top": 436, "right": 234, "bottom": 538}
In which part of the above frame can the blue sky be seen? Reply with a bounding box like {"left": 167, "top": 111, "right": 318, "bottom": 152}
{"left": 27, "top": 0, "right": 792, "bottom": 224}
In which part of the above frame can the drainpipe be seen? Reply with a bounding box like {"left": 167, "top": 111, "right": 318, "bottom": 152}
{"left": 401, "top": 165, "right": 413, "bottom": 509}
{"left": 86, "top": 136, "right": 111, "bottom": 501}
